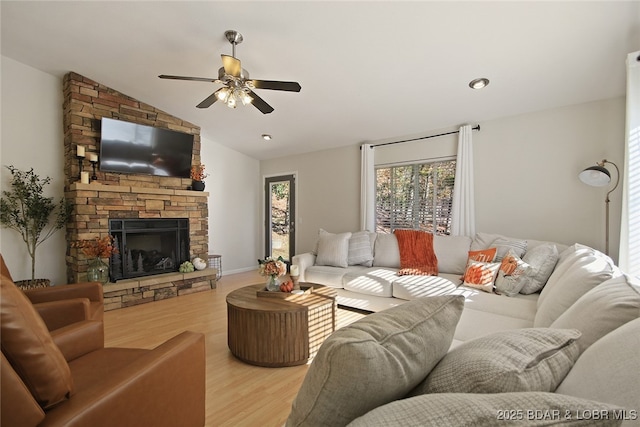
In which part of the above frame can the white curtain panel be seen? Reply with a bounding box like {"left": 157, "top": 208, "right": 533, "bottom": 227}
{"left": 360, "top": 144, "right": 376, "bottom": 232}
{"left": 451, "top": 124, "right": 476, "bottom": 237}
{"left": 619, "top": 51, "right": 640, "bottom": 277}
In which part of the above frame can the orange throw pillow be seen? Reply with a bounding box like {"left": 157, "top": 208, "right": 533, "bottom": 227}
{"left": 394, "top": 229, "right": 438, "bottom": 276}
{"left": 462, "top": 261, "right": 501, "bottom": 293}
{"left": 461, "top": 248, "right": 498, "bottom": 281}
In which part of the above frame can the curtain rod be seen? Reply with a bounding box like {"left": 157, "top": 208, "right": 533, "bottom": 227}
{"left": 368, "top": 124, "right": 480, "bottom": 148}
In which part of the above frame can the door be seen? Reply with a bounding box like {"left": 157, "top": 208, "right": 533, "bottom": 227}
{"left": 264, "top": 174, "right": 296, "bottom": 262}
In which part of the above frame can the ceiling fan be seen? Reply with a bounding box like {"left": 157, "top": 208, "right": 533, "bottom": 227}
{"left": 159, "top": 30, "right": 301, "bottom": 114}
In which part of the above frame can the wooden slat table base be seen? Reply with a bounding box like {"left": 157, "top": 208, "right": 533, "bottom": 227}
{"left": 226, "top": 284, "right": 336, "bottom": 367}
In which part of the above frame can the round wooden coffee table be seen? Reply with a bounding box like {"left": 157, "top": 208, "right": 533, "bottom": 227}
{"left": 226, "top": 283, "right": 336, "bottom": 367}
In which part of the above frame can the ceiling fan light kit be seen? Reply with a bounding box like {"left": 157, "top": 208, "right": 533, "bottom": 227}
{"left": 159, "top": 30, "right": 301, "bottom": 114}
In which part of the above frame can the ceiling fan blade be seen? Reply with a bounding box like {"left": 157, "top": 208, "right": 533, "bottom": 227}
{"left": 248, "top": 90, "right": 274, "bottom": 114}
{"left": 158, "top": 74, "right": 216, "bottom": 83}
{"left": 221, "top": 54, "right": 242, "bottom": 78}
{"left": 251, "top": 80, "right": 302, "bottom": 92}
{"left": 196, "top": 89, "right": 223, "bottom": 109}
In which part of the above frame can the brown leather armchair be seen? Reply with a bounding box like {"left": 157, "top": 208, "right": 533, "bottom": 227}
{"left": 1, "top": 267, "right": 206, "bottom": 426}
{"left": 0, "top": 254, "right": 103, "bottom": 326}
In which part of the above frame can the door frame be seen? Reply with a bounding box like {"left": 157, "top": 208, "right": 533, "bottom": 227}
{"left": 263, "top": 172, "right": 297, "bottom": 263}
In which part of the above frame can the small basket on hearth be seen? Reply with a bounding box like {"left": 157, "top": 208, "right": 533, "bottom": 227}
{"left": 208, "top": 255, "right": 222, "bottom": 280}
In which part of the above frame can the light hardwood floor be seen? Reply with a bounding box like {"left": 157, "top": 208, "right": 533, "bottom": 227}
{"left": 104, "top": 271, "right": 366, "bottom": 427}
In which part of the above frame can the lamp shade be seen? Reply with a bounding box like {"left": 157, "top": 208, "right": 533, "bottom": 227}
{"left": 579, "top": 165, "right": 611, "bottom": 187}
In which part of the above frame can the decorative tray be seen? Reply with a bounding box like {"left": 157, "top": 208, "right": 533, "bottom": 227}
{"left": 257, "top": 285, "right": 314, "bottom": 299}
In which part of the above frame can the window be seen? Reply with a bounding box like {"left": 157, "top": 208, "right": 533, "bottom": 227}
{"left": 376, "top": 159, "right": 456, "bottom": 235}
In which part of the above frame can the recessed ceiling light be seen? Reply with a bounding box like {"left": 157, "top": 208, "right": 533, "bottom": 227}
{"left": 261, "top": 134, "right": 272, "bottom": 141}
{"left": 469, "top": 78, "right": 490, "bottom": 89}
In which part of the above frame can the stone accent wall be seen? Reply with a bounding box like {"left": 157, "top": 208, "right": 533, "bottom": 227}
{"left": 62, "top": 72, "right": 213, "bottom": 304}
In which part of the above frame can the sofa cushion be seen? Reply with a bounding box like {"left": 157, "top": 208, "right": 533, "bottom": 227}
{"left": 412, "top": 328, "right": 580, "bottom": 395}
{"left": 372, "top": 233, "right": 400, "bottom": 268}
{"left": 433, "top": 234, "right": 471, "bottom": 275}
{"left": 348, "top": 231, "right": 375, "bottom": 267}
{"left": 451, "top": 286, "right": 539, "bottom": 322}
{"left": 556, "top": 318, "right": 640, "bottom": 415}
{"left": 315, "top": 229, "right": 352, "bottom": 268}
{"left": 495, "top": 250, "right": 533, "bottom": 297}
{"left": 534, "top": 244, "right": 619, "bottom": 327}
{"left": 285, "top": 295, "right": 464, "bottom": 427}
{"left": 550, "top": 274, "right": 640, "bottom": 353}
{"left": 347, "top": 392, "right": 623, "bottom": 427}
{"left": 392, "top": 274, "right": 459, "bottom": 301}
{"left": 452, "top": 307, "right": 534, "bottom": 343}
{"left": 519, "top": 243, "right": 559, "bottom": 294}
{"left": 0, "top": 275, "right": 74, "bottom": 409}
{"left": 342, "top": 267, "right": 396, "bottom": 297}
{"left": 305, "top": 265, "right": 365, "bottom": 288}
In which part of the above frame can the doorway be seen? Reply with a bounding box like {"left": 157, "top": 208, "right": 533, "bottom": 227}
{"left": 264, "top": 174, "right": 296, "bottom": 262}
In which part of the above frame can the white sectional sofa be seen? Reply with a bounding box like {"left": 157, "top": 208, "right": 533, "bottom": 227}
{"left": 288, "top": 230, "right": 640, "bottom": 426}
{"left": 293, "top": 231, "right": 574, "bottom": 346}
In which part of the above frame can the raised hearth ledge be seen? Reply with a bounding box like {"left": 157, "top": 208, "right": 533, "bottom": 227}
{"left": 102, "top": 268, "right": 217, "bottom": 311}
{"left": 70, "top": 182, "right": 209, "bottom": 197}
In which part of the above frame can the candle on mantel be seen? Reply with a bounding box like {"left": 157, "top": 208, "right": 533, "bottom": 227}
{"left": 80, "top": 171, "right": 89, "bottom": 184}
{"left": 290, "top": 265, "right": 299, "bottom": 276}
{"left": 77, "top": 145, "right": 85, "bottom": 157}
{"left": 88, "top": 153, "right": 98, "bottom": 162}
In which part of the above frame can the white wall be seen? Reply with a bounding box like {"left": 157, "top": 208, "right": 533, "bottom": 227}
{"left": 1, "top": 55, "right": 264, "bottom": 282}
{"left": 260, "top": 145, "right": 361, "bottom": 254}
{"left": 261, "top": 97, "right": 625, "bottom": 263}
{"left": 474, "top": 98, "right": 624, "bottom": 261}
{"left": 199, "top": 134, "right": 261, "bottom": 274}
{"left": 1, "top": 56, "right": 67, "bottom": 284}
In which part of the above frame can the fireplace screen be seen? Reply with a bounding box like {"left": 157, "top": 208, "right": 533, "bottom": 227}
{"left": 109, "top": 218, "right": 189, "bottom": 281}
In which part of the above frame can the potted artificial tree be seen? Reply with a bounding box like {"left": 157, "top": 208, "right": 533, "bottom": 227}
{"left": 0, "top": 166, "right": 72, "bottom": 288}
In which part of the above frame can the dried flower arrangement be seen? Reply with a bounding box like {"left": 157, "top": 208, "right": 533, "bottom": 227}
{"left": 190, "top": 164, "right": 209, "bottom": 181}
{"left": 74, "top": 235, "right": 118, "bottom": 259}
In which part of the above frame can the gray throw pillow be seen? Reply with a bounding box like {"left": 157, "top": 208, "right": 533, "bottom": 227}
{"left": 412, "top": 328, "right": 581, "bottom": 395}
{"left": 491, "top": 237, "right": 527, "bottom": 262}
{"left": 347, "top": 392, "right": 623, "bottom": 427}
{"left": 285, "top": 295, "right": 464, "bottom": 427}
{"left": 519, "top": 243, "right": 559, "bottom": 294}
{"left": 348, "top": 231, "right": 374, "bottom": 266}
{"left": 315, "top": 229, "right": 352, "bottom": 268}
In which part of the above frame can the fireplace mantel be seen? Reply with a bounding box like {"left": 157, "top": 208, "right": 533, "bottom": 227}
{"left": 70, "top": 182, "right": 209, "bottom": 198}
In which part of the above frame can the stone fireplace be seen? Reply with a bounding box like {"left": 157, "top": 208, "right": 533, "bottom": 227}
{"left": 62, "top": 72, "right": 216, "bottom": 310}
{"left": 109, "top": 218, "right": 190, "bottom": 281}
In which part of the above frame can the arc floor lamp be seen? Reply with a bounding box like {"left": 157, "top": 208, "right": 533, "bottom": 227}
{"left": 579, "top": 159, "right": 620, "bottom": 255}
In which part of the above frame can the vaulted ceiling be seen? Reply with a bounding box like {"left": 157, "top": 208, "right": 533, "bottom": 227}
{"left": 2, "top": 1, "right": 638, "bottom": 159}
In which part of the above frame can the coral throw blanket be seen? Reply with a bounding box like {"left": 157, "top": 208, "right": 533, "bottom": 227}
{"left": 394, "top": 229, "right": 438, "bottom": 276}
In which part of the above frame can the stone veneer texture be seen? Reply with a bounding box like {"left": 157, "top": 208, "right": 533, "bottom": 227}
{"left": 62, "top": 72, "right": 210, "bottom": 295}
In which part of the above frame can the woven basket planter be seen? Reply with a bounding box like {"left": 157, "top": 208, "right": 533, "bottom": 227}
{"left": 14, "top": 278, "right": 51, "bottom": 290}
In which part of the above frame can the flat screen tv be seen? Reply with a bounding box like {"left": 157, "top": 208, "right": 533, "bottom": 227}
{"left": 99, "top": 118, "right": 194, "bottom": 178}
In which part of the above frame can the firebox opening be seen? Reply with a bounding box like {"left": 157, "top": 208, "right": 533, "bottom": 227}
{"left": 109, "top": 218, "right": 189, "bottom": 281}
